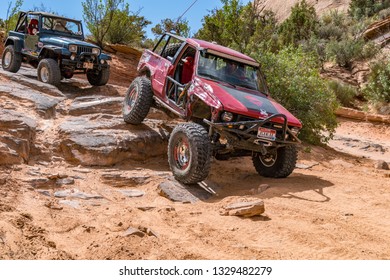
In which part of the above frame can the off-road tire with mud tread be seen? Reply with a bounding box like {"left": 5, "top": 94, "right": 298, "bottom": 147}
{"left": 161, "top": 43, "right": 182, "bottom": 59}
{"left": 168, "top": 122, "right": 211, "bottom": 184}
{"left": 122, "top": 76, "right": 153, "bottom": 125}
{"left": 252, "top": 145, "right": 297, "bottom": 178}
{"left": 37, "top": 58, "right": 61, "bottom": 85}
{"left": 1, "top": 45, "right": 22, "bottom": 73}
{"left": 86, "top": 67, "right": 110, "bottom": 86}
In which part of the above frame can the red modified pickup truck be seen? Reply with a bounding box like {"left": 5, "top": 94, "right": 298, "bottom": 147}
{"left": 123, "top": 33, "right": 302, "bottom": 184}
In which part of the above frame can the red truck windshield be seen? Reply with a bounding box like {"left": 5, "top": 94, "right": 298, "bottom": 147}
{"left": 197, "top": 52, "right": 268, "bottom": 94}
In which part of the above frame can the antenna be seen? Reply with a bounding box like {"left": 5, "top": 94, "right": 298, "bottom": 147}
{"left": 173, "top": 0, "right": 198, "bottom": 32}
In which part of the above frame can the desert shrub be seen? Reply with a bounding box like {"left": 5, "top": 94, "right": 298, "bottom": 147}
{"left": 317, "top": 24, "right": 344, "bottom": 40}
{"left": 328, "top": 80, "right": 358, "bottom": 107}
{"left": 361, "top": 41, "right": 381, "bottom": 59}
{"left": 301, "top": 37, "right": 327, "bottom": 66}
{"left": 364, "top": 60, "right": 390, "bottom": 103}
{"left": 325, "top": 38, "right": 362, "bottom": 68}
{"left": 256, "top": 47, "right": 338, "bottom": 144}
{"left": 349, "top": 0, "right": 390, "bottom": 19}
{"left": 378, "top": 7, "right": 390, "bottom": 18}
{"left": 317, "top": 10, "right": 350, "bottom": 40}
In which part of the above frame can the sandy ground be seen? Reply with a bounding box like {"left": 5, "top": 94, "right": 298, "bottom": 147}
{"left": 1, "top": 142, "right": 389, "bottom": 260}
{"left": 1, "top": 62, "right": 390, "bottom": 260}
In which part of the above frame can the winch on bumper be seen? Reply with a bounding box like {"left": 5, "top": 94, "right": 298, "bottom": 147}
{"left": 204, "top": 113, "right": 301, "bottom": 155}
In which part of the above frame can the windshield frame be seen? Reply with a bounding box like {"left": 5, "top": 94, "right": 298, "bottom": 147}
{"left": 40, "top": 15, "right": 84, "bottom": 38}
{"left": 196, "top": 50, "right": 269, "bottom": 95}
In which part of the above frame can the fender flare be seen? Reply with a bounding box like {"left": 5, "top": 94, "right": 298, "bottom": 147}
{"left": 138, "top": 66, "right": 151, "bottom": 78}
{"left": 5, "top": 37, "right": 24, "bottom": 52}
{"left": 38, "top": 45, "right": 70, "bottom": 59}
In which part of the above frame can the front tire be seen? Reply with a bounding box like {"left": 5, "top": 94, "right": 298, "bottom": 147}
{"left": 87, "top": 67, "right": 110, "bottom": 86}
{"left": 122, "top": 76, "right": 153, "bottom": 125}
{"left": 168, "top": 123, "right": 211, "bottom": 184}
{"left": 2, "top": 45, "right": 22, "bottom": 73}
{"left": 252, "top": 145, "right": 297, "bottom": 178}
{"left": 37, "top": 58, "right": 61, "bottom": 85}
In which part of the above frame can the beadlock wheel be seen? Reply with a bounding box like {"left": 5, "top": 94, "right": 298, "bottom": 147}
{"left": 173, "top": 137, "right": 191, "bottom": 171}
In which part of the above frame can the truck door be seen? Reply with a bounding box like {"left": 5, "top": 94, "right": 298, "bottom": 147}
{"left": 24, "top": 14, "right": 40, "bottom": 55}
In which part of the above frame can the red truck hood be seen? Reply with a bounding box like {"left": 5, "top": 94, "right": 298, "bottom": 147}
{"left": 198, "top": 77, "right": 302, "bottom": 127}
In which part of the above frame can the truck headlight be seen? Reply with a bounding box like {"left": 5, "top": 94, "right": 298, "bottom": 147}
{"left": 290, "top": 127, "right": 300, "bottom": 136}
{"left": 221, "top": 112, "right": 234, "bottom": 122}
{"left": 92, "top": 48, "right": 101, "bottom": 55}
{"left": 69, "top": 45, "right": 77, "bottom": 53}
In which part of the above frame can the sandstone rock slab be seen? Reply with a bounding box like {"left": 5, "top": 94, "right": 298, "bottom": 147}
{"left": 101, "top": 172, "right": 150, "bottom": 187}
{"left": 0, "top": 67, "right": 65, "bottom": 98}
{"left": 68, "top": 95, "right": 123, "bottom": 116}
{"left": 118, "top": 189, "right": 145, "bottom": 197}
{"left": 0, "top": 83, "right": 64, "bottom": 118}
{"left": 59, "top": 114, "right": 168, "bottom": 166}
{"left": 0, "top": 109, "right": 36, "bottom": 165}
{"left": 158, "top": 180, "right": 213, "bottom": 203}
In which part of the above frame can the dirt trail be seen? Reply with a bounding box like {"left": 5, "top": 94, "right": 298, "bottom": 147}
{"left": 1, "top": 62, "right": 390, "bottom": 260}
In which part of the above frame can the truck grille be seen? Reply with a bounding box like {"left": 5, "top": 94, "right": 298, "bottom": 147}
{"left": 77, "top": 46, "right": 93, "bottom": 54}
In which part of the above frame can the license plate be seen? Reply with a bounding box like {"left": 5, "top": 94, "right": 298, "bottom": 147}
{"left": 83, "top": 62, "right": 94, "bottom": 69}
{"left": 257, "top": 127, "right": 276, "bottom": 141}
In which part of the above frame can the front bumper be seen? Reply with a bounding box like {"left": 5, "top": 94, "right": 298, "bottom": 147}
{"left": 204, "top": 113, "right": 301, "bottom": 154}
{"left": 62, "top": 59, "right": 109, "bottom": 70}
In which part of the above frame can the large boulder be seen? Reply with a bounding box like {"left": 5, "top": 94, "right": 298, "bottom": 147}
{"left": 58, "top": 114, "right": 170, "bottom": 166}
{"left": 0, "top": 109, "right": 37, "bottom": 165}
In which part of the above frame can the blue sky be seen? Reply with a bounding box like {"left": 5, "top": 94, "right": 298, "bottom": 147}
{"left": 0, "top": 0, "right": 252, "bottom": 38}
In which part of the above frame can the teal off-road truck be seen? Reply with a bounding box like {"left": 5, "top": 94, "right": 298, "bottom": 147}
{"left": 1, "top": 11, "right": 111, "bottom": 86}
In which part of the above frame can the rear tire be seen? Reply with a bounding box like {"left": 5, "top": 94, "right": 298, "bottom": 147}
{"left": 122, "top": 76, "right": 153, "bottom": 125}
{"left": 37, "top": 58, "right": 61, "bottom": 85}
{"left": 252, "top": 145, "right": 297, "bottom": 178}
{"left": 168, "top": 122, "right": 211, "bottom": 184}
{"left": 2, "top": 45, "right": 22, "bottom": 73}
{"left": 87, "top": 67, "right": 110, "bottom": 86}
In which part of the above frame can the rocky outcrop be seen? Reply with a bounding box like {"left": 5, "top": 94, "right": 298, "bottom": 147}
{"left": 58, "top": 114, "right": 169, "bottom": 166}
{"left": 0, "top": 67, "right": 65, "bottom": 98}
{"left": 0, "top": 109, "right": 37, "bottom": 165}
{"left": 363, "top": 16, "right": 390, "bottom": 47}
{"left": 336, "top": 107, "right": 390, "bottom": 124}
{"left": 0, "top": 78, "right": 64, "bottom": 118}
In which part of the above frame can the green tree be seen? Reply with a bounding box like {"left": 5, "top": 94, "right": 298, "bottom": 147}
{"left": 364, "top": 59, "right": 390, "bottom": 103}
{"left": 196, "top": 0, "right": 278, "bottom": 53}
{"left": 106, "top": 4, "right": 151, "bottom": 46}
{"left": 246, "top": 9, "right": 280, "bottom": 55}
{"left": 151, "top": 18, "right": 190, "bottom": 38}
{"left": 256, "top": 47, "right": 339, "bottom": 144}
{"left": 279, "top": 0, "right": 318, "bottom": 46}
{"left": 349, "top": 0, "right": 390, "bottom": 19}
{"left": 4, "top": 0, "right": 23, "bottom": 34}
{"left": 82, "top": 0, "right": 123, "bottom": 48}
{"left": 196, "top": 0, "right": 251, "bottom": 52}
